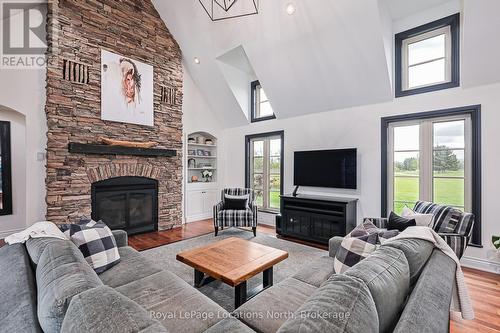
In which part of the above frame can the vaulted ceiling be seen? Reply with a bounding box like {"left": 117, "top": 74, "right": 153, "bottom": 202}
{"left": 152, "top": 0, "right": 500, "bottom": 128}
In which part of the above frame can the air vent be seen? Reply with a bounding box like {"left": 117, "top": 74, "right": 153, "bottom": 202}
{"left": 63, "top": 59, "right": 89, "bottom": 84}
{"left": 161, "top": 85, "right": 176, "bottom": 105}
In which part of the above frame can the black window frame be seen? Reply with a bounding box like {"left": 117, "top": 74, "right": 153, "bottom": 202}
{"left": 0, "top": 121, "right": 13, "bottom": 216}
{"left": 395, "top": 13, "right": 460, "bottom": 98}
{"left": 250, "top": 80, "right": 276, "bottom": 123}
{"left": 381, "top": 105, "right": 482, "bottom": 247}
{"left": 245, "top": 130, "right": 284, "bottom": 213}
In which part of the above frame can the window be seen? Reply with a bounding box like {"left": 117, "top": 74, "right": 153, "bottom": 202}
{"left": 251, "top": 80, "right": 276, "bottom": 122}
{"left": 395, "top": 13, "right": 460, "bottom": 97}
{"left": 382, "top": 106, "right": 482, "bottom": 246}
{"left": 245, "top": 131, "right": 284, "bottom": 212}
{"left": 0, "top": 121, "right": 12, "bottom": 216}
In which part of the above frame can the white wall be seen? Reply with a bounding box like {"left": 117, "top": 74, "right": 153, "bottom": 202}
{"left": 182, "top": 66, "right": 224, "bottom": 222}
{"left": 0, "top": 107, "right": 27, "bottom": 237}
{"left": 221, "top": 82, "right": 500, "bottom": 273}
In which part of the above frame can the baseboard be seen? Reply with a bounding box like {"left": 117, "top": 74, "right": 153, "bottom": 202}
{"left": 0, "top": 227, "right": 25, "bottom": 239}
{"left": 460, "top": 256, "right": 500, "bottom": 274}
{"left": 186, "top": 213, "right": 212, "bottom": 223}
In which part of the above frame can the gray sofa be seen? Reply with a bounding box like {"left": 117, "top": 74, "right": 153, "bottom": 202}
{"left": 0, "top": 231, "right": 250, "bottom": 333}
{"left": 0, "top": 231, "right": 457, "bottom": 333}
{"left": 233, "top": 236, "right": 457, "bottom": 333}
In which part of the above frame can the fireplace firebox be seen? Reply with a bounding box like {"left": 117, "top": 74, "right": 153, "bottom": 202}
{"left": 91, "top": 177, "right": 158, "bottom": 235}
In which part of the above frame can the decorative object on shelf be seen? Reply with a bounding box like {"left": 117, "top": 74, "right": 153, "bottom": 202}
{"left": 196, "top": 149, "right": 205, "bottom": 156}
{"left": 101, "top": 50, "right": 154, "bottom": 126}
{"left": 191, "top": 175, "right": 199, "bottom": 183}
{"left": 493, "top": 236, "right": 500, "bottom": 250}
{"left": 202, "top": 169, "right": 213, "bottom": 182}
{"left": 188, "top": 137, "right": 196, "bottom": 144}
{"left": 188, "top": 158, "right": 196, "bottom": 169}
{"left": 188, "top": 149, "right": 196, "bottom": 156}
{"left": 199, "top": 0, "right": 259, "bottom": 21}
{"left": 205, "top": 138, "right": 214, "bottom": 145}
{"left": 198, "top": 162, "right": 213, "bottom": 168}
{"left": 100, "top": 137, "right": 158, "bottom": 148}
{"left": 196, "top": 136, "right": 203, "bottom": 144}
{"left": 203, "top": 150, "right": 211, "bottom": 156}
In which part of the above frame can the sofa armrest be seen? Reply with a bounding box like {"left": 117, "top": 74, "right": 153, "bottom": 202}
{"left": 328, "top": 236, "right": 344, "bottom": 258}
{"left": 213, "top": 201, "right": 224, "bottom": 220}
{"left": 364, "top": 217, "right": 389, "bottom": 229}
{"left": 438, "top": 233, "right": 469, "bottom": 259}
{"left": 111, "top": 230, "right": 128, "bottom": 247}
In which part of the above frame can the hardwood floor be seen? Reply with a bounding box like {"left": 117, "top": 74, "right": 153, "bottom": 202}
{"left": 1, "top": 219, "right": 498, "bottom": 332}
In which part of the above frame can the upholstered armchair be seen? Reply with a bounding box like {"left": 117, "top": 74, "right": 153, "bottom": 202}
{"left": 213, "top": 188, "right": 258, "bottom": 237}
{"left": 365, "top": 201, "right": 474, "bottom": 259}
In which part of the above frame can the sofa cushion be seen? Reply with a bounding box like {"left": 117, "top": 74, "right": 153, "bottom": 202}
{"left": 217, "top": 208, "right": 253, "bottom": 221}
{"left": 0, "top": 244, "right": 42, "bottom": 333}
{"left": 98, "top": 246, "right": 162, "bottom": 288}
{"left": 277, "top": 274, "right": 379, "bottom": 333}
{"left": 292, "top": 255, "right": 335, "bottom": 288}
{"left": 234, "top": 277, "right": 317, "bottom": 333}
{"left": 204, "top": 317, "right": 255, "bottom": 333}
{"left": 116, "top": 270, "right": 226, "bottom": 333}
{"left": 382, "top": 238, "right": 434, "bottom": 285}
{"left": 344, "top": 246, "right": 410, "bottom": 333}
{"left": 26, "top": 237, "right": 67, "bottom": 265}
{"left": 61, "top": 285, "right": 168, "bottom": 333}
{"left": 36, "top": 239, "right": 103, "bottom": 333}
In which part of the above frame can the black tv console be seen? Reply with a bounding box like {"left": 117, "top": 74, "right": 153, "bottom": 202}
{"left": 278, "top": 194, "right": 357, "bottom": 245}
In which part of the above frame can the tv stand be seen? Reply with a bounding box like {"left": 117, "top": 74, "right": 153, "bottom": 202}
{"left": 278, "top": 194, "right": 357, "bottom": 245}
{"left": 292, "top": 186, "right": 299, "bottom": 197}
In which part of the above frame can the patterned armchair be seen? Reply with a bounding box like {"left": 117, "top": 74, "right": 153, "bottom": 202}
{"left": 365, "top": 201, "right": 474, "bottom": 259}
{"left": 213, "top": 188, "right": 258, "bottom": 236}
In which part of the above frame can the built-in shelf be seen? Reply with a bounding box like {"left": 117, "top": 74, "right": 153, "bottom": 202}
{"left": 187, "top": 143, "right": 217, "bottom": 148}
{"left": 68, "top": 143, "right": 177, "bottom": 157}
{"left": 187, "top": 155, "right": 216, "bottom": 159}
{"left": 188, "top": 167, "right": 216, "bottom": 170}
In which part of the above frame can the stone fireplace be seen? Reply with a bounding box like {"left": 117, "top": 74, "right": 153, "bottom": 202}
{"left": 91, "top": 176, "right": 158, "bottom": 235}
{"left": 44, "top": 0, "right": 183, "bottom": 231}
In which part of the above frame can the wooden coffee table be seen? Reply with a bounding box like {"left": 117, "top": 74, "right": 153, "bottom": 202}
{"left": 176, "top": 237, "right": 288, "bottom": 308}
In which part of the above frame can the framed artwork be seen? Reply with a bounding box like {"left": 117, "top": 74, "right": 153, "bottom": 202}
{"left": 101, "top": 50, "right": 154, "bottom": 126}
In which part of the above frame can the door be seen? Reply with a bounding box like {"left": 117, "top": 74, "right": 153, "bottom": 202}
{"left": 187, "top": 190, "right": 204, "bottom": 217}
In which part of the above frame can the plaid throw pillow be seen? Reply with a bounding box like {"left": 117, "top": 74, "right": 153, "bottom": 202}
{"left": 69, "top": 220, "right": 120, "bottom": 274}
{"left": 334, "top": 232, "right": 378, "bottom": 274}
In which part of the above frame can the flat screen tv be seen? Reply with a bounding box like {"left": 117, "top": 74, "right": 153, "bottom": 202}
{"left": 294, "top": 149, "right": 357, "bottom": 189}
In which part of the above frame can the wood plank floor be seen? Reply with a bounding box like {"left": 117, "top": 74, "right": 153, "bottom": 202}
{"left": 1, "top": 219, "right": 498, "bottom": 332}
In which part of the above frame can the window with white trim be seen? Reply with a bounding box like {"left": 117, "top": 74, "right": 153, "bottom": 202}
{"left": 246, "top": 132, "right": 283, "bottom": 211}
{"left": 403, "top": 26, "right": 451, "bottom": 90}
{"left": 251, "top": 81, "right": 275, "bottom": 122}
{"left": 395, "top": 14, "right": 460, "bottom": 97}
{"left": 387, "top": 115, "right": 471, "bottom": 214}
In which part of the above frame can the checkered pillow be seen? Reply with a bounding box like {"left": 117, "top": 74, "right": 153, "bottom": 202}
{"left": 69, "top": 220, "right": 120, "bottom": 274}
{"left": 334, "top": 232, "right": 378, "bottom": 274}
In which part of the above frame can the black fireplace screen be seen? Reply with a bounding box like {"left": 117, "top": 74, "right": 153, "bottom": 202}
{"left": 91, "top": 177, "right": 158, "bottom": 235}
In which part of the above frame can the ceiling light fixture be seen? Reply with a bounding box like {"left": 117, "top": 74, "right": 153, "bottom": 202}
{"left": 285, "top": 3, "right": 296, "bottom": 15}
{"left": 199, "top": 0, "right": 259, "bottom": 21}
{"left": 194, "top": 57, "right": 200, "bottom": 64}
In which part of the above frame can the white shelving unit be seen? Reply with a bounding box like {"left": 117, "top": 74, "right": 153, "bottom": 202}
{"left": 185, "top": 132, "right": 220, "bottom": 223}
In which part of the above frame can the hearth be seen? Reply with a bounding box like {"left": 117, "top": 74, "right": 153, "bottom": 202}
{"left": 91, "top": 176, "right": 158, "bottom": 235}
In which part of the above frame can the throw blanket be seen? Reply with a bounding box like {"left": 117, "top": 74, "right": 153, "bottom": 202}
{"left": 386, "top": 226, "right": 474, "bottom": 320}
{"left": 5, "top": 221, "right": 67, "bottom": 245}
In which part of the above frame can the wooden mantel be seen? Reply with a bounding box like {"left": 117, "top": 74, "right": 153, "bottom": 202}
{"left": 68, "top": 143, "right": 177, "bottom": 157}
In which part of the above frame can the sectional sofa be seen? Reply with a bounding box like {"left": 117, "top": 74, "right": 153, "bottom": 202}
{"left": 0, "top": 230, "right": 457, "bottom": 333}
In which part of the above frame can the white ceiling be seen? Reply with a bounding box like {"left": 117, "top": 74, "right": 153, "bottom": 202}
{"left": 152, "top": 0, "right": 500, "bottom": 128}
